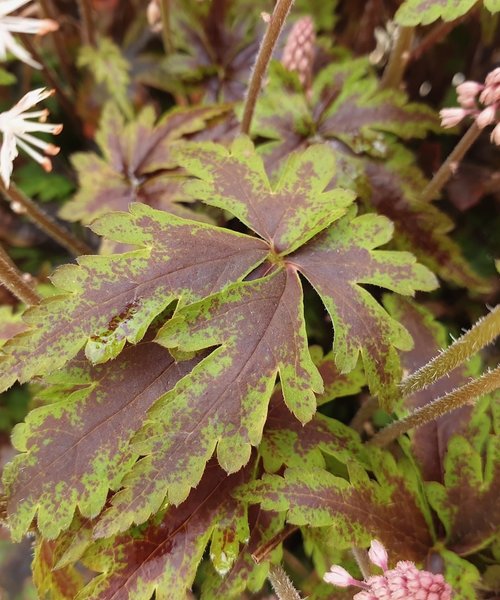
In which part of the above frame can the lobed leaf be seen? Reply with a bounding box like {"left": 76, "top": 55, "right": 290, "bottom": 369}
{"left": 3, "top": 340, "right": 200, "bottom": 540}
{"left": 395, "top": 0, "right": 479, "bottom": 25}
{"left": 176, "top": 136, "right": 355, "bottom": 254}
{"left": 94, "top": 267, "right": 323, "bottom": 535}
{"left": 0, "top": 204, "right": 268, "bottom": 391}
{"left": 78, "top": 460, "right": 254, "bottom": 600}
{"left": 289, "top": 207, "right": 438, "bottom": 404}
{"left": 61, "top": 103, "right": 229, "bottom": 225}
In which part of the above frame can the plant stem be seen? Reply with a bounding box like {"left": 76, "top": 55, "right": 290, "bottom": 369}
{"left": 380, "top": 26, "right": 414, "bottom": 90}
{"left": 369, "top": 366, "right": 500, "bottom": 448}
{"left": 38, "top": 0, "right": 77, "bottom": 89}
{"left": 77, "top": 0, "right": 96, "bottom": 47}
{"left": 350, "top": 396, "right": 378, "bottom": 433}
{"left": 159, "top": 0, "right": 173, "bottom": 55}
{"left": 240, "top": 0, "right": 295, "bottom": 135}
{"left": 0, "top": 182, "right": 92, "bottom": 257}
{"left": 252, "top": 524, "right": 299, "bottom": 564}
{"left": 0, "top": 244, "right": 40, "bottom": 305}
{"left": 401, "top": 305, "right": 500, "bottom": 396}
{"left": 421, "top": 121, "right": 481, "bottom": 202}
{"left": 351, "top": 546, "right": 372, "bottom": 580}
{"left": 268, "top": 564, "right": 302, "bottom": 600}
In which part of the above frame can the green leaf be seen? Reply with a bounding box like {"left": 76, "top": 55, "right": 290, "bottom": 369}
{"left": 16, "top": 164, "right": 75, "bottom": 203}
{"left": 77, "top": 38, "right": 132, "bottom": 117}
{"left": 176, "top": 137, "right": 355, "bottom": 254}
{"left": 3, "top": 339, "right": 200, "bottom": 540}
{"left": 484, "top": 0, "right": 500, "bottom": 12}
{"left": 93, "top": 267, "right": 323, "bottom": 535}
{"left": 395, "top": 0, "right": 478, "bottom": 25}
{"left": 438, "top": 549, "right": 482, "bottom": 600}
{"left": 289, "top": 207, "right": 437, "bottom": 404}
{"left": 33, "top": 536, "right": 85, "bottom": 600}
{"left": 0, "top": 306, "right": 26, "bottom": 347}
{"left": 426, "top": 435, "right": 500, "bottom": 555}
{"left": 77, "top": 461, "right": 254, "bottom": 600}
{"left": 239, "top": 452, "right": 434, "bottom": 563}
{"left": 0, "top": 204, "right": 268, "bottom": 391}
{"left": 61, "top": 103, "right": 229, "bottom": 225}
{"left": 0, "top": 67, "right": 16, "bottom": 84}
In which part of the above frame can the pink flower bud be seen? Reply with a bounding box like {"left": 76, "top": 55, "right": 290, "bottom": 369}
{"left": 368, "top": 540, "right": 389, "bottom": 571}
{"left": 456, "top": 81, "right": 482, "bottom": 108}
{"left": 491, "top": 123, "right": 500, "bottom": 145}
{"left": 479, "top": 86, "right": 496, "bottom": 106}
{"left": 324, "top": 566, "right": 360, "bottom": 587}
{"left": 476, "top": 105, "right": 496, "bottom": 128}
{"left": 485, "top": 67, "right": 500, "bottom": 86}
{"left": 439, "top": 107, "right": 467, "bottom": 128}
{"left": 281, "top": 16, "right": 316, "bottom": 90}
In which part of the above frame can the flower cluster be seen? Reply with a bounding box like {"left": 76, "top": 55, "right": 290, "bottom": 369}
{"left": 281, "top": 16, "right": 316, "bottom": 91}
{"left": 0, "top": 88, "right": 63, "bottom": 188}
{"left": 0, "top": 0, "right": 58, "bottom": 68}
{"left": 324, "top": 540, "right": 453, "bottom": 599}
{"left": 440, "top": 67, "right": 500, "bottom": 145}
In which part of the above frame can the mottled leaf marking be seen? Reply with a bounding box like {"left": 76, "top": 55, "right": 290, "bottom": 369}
{"left": 395, "top": 0, "right": 478, "bottom": 25}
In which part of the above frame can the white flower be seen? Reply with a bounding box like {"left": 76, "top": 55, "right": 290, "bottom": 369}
{"left": 0, "top": 87, "right": 63, "bottom": 187}
{"left": 0, "top": 0, "right": 58, "bottom": 69}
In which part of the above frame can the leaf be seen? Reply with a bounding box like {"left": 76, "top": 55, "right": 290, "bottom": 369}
{"left": 395, "top": 0, "right": 478, "bottom": 25}
{"left": 201, "top": 507, "right": 284, "bottom": 599}
{"left": 93, "top": 267, "right": 323, "bottom": 536}
{"left": 0, "top": 204, "right": 268, "bottom": 391}
{"left": 3, "top": 339, "right": 201, "bottom": 540}
{"left": 438, "top": 549, "right": 482, "bottom": 600}
{"left": 77, "top": 38, "right": 132, "bottom": 116}
{"left": 426, "top": 435, "right": 500, "bottom": 555}
{"left": 484, "top": 0, "right": 500, "bottom": 11}
{"left": 364, "top": 153, "right": 490, "bottom": 291}
{"left": 33, "top": 536, "right": 85, "bottom": 600}
{"left": 261, "top": 389, "right": 368, "bottom": 473}
{"left": 239, "top": 452, "right": 434, "bottom": 563}
{"left": 0, "top": 306, "right": 26, "bottom": 347}
{"left": 77, "top": 460, "right": 253, "bottom": 600}
{"left": 289, "top": 207, "right": 437, "bottom": 403}
{"left": 176, "top": 137, "right": 355, "bottom": 254}
{"left": 60, "top": 103, "right": 229, "bottom": 225}
{"left": 16, "top": 164, "right": 75, "bottom": 203}
{"left": 384, "top": 296, "right": 476, "bottom": 482}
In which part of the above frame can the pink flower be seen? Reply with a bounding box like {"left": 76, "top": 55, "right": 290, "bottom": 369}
{"left": 476, "top": 105, "right": 496, "bottom": 129}
{"left": 491, "top": 123, "right": 500, "bottom": 145}
{"left": 456, "top": 81, "right": 482, "bottom": 108}
{"left": 485, "top": 67, "right": 500, "bottom": 87}
{"left": 324, "top": 540, "right": 453, "bottom": 600}
{"left": 439, "top": 107, "right": 467, "bottom": 128}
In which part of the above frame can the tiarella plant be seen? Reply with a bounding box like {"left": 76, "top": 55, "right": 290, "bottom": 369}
{"left": 0, "top": 1, "right": 498, "bottom": 599}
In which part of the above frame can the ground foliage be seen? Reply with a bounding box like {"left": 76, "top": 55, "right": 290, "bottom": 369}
{"left": 0, "top": 0, "right": 499, "bottom": 599}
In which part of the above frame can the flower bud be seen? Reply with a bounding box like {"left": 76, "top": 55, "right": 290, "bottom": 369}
{"left": 281, "top": 16, "right": 316, "bottom": 90}
{"left": 439, "top": 107, "right": 467, "bottom": 128}
{"left": 476, "top": 105, "right": 496, "bottom": 129}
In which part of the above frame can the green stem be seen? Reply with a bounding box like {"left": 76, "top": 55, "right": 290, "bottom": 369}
{"left": 421, "top": 121, "right": 481, "bottom": 202}
{"left": 0, "top": 182, "right": 92, "bottom": 257}
{"left": 240, "top": 0, "right": 295, "bottom": 135}
{"left": 159, "top": 0, "right": 173, "bottom": 55}
{"left": 401, "top": 305, "right": 500, "bottom": 396}
{"left": 0, "top": 244, "right": 40, "bottom": 306}
{"left": 268, "top": 564, "right": 302, "bottom": 600}
{"left": 369, "top": 366, "right": 500, "bottom": 448}
{"left": 380, "top": 26, "right": 414, "bottom": 90}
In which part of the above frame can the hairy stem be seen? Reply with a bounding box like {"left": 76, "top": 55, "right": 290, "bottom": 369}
{"left": 0, "top": 244, "right": 40, "bottom": 305}
{"left": 380, "top": 26, "right": 414, "bottom": 90}
{"left": 241, "top": 0, "right": 295, "bottom": 134}
{"left": 352, "top": 546, "right": 372, "bottom": 580}
{"left": 369, "top": 366, "right": 500, "bottom": 448}
{"left": 0, "top": 182, "right": 92, "bottom": 257}
{"left": 77, "top": 0, "right": 96, "bottom": 47}
{"left": 421, "top": 121, "right": 481, "bottom": 202}
{"left": 268, "top": 564, "right": 302, "bottom": 600}
{"left": 401, "top": 305, "right": 500, "bottom": 396}
{"left": 159, "top": 0, "right": 173, "bottom": 55}
{"left": 38, "top": 0, "right": 76, "bottom": 88}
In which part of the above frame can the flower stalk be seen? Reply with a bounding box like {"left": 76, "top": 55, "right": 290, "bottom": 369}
{"left": 380, "top": 26, "right": 414, "bottom": 90}
{"left": 241, "top": 0, "right": 295, "bottom": 135}
{"left": 159, "top": 0, "right": 173, "bottom": 55}
{"left": 0, "top": 243, "right": 40, "bottom": 305}
{"left": 0, "top": 181, "right": 92, "bottom": 257}
{"left": 400, "top": 305, "right": 500, "bottom": 396}
{"left": 76, "top": 0, "right": 95, "bottom": 47}
{"left": 369, "top": 366, "right": 500, "bottom": 448}
{"left": 268, "top": 564, "right": 302, "bottom": 600}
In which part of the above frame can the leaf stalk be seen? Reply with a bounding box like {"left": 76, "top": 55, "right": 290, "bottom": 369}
{"left": 0, "top": 244, "right": 40, "bottom": 306}
{"left": 240, "top": 0, "right": 295, "bottom": 135}
{"left": 0, "top": 182, "right": 92, "bottom": 257}
{"left": 369, "top": 366, "right": 500, "bottom": 448}
{"left": 380, "top": 26, "right": 414, "bottom": 90}
{"left": 159, "top": 0, "right": 173, "bottom": 55}
{"left": 400, "top": 305, "right": 500, "bottom": 396}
